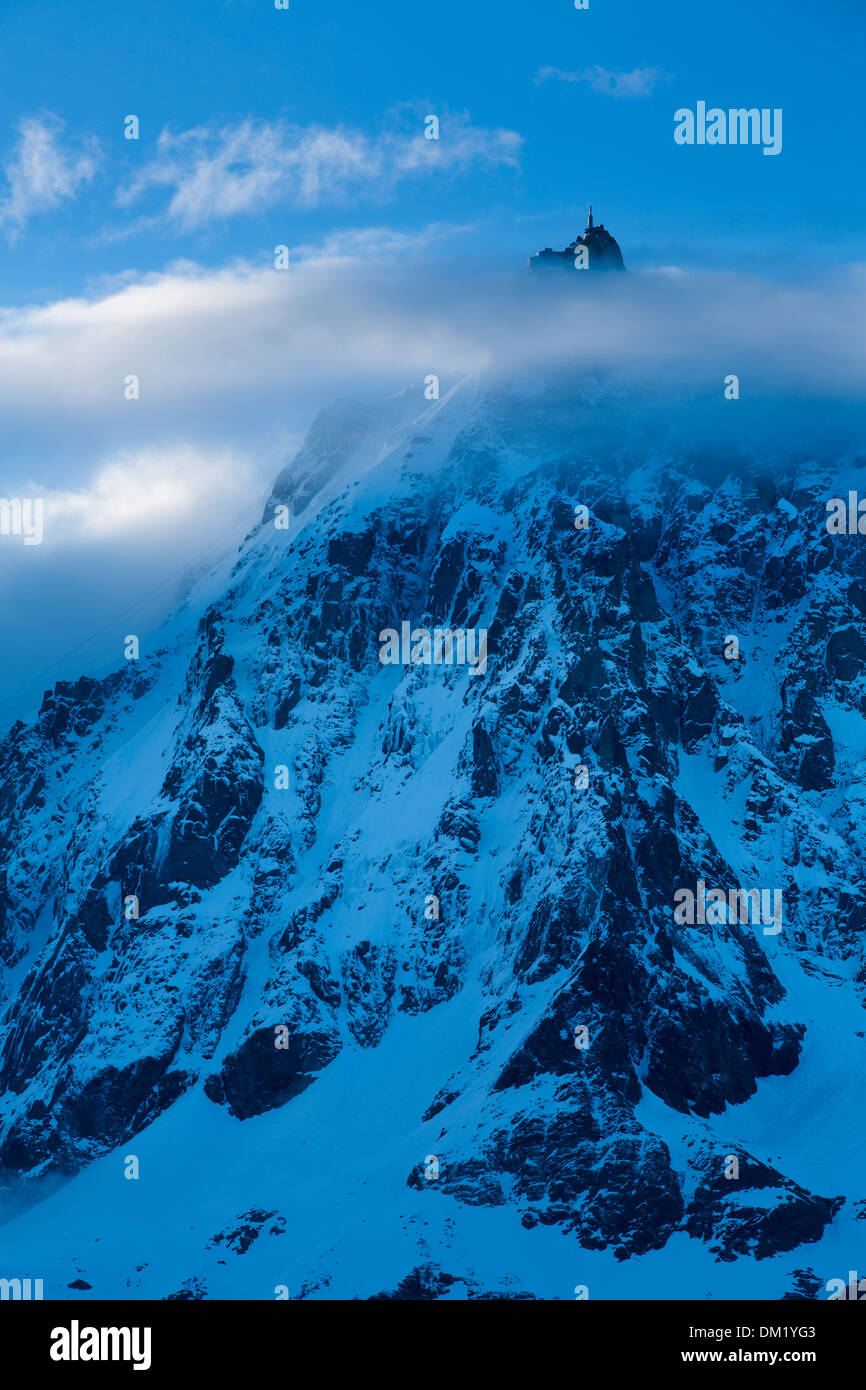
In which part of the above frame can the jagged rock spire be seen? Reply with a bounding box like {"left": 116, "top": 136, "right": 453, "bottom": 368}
{"left": 528, "top": 206, "right": 625, "bottom": 273}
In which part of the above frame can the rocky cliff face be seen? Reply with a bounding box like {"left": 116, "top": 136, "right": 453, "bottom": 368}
{"left": 1, "top": 374, "right": 865, "bottom": 1298}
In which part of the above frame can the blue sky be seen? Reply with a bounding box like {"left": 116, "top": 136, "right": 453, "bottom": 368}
{"left": 0, "top": 0, "right": 862, "bottom": 301}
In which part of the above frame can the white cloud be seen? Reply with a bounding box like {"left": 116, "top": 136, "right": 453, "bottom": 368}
{"left": 40, "top": 444, "right": 255, "bottom": 542}
{"left": 0, "top": 255, "right": 865, "bottom": 432}
{"left": 0, "top": 440, "right": 264, "bottom": 732}
{"left": 291, "top": 220, "right": 477, "bottom": 261}
{"left": 115, "top": 114, "right": 523, "bottom": 229}
{"left": 0, "top": 116, "right": 98, "bottom": 231}
{"left": 536, "top": 65, "right": 669, "bottom": 98}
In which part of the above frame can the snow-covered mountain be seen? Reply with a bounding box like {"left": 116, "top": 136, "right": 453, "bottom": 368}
{"left": 2, "top": 373, "right": 866, "bottom": 1300}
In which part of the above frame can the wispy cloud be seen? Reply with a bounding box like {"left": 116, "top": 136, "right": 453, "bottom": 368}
{"left": 41, "top": 444, "right": 254, "bottom": 541}
{"left": 0, "top": 116, "right": 98, "bottom": 232}
{"left": 115, "top": 114, "right": 523, "bottom": 230}
{"left": 291, "top": 220, "right": 477, "bottom": 262}
{"left": 536, "top": 65, "right": 670, "bottom": 98}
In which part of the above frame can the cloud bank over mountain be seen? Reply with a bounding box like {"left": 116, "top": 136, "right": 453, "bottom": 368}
{"left": 2, "top": 254, "right": 865, "bottom": 438}
{"left": 1, "top": 252, "right": 865, "bottom": 730}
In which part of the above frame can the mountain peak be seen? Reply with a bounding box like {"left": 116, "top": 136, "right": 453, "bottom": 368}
{"left": 529, "top": 206, "right": 626, "bottom": 273}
